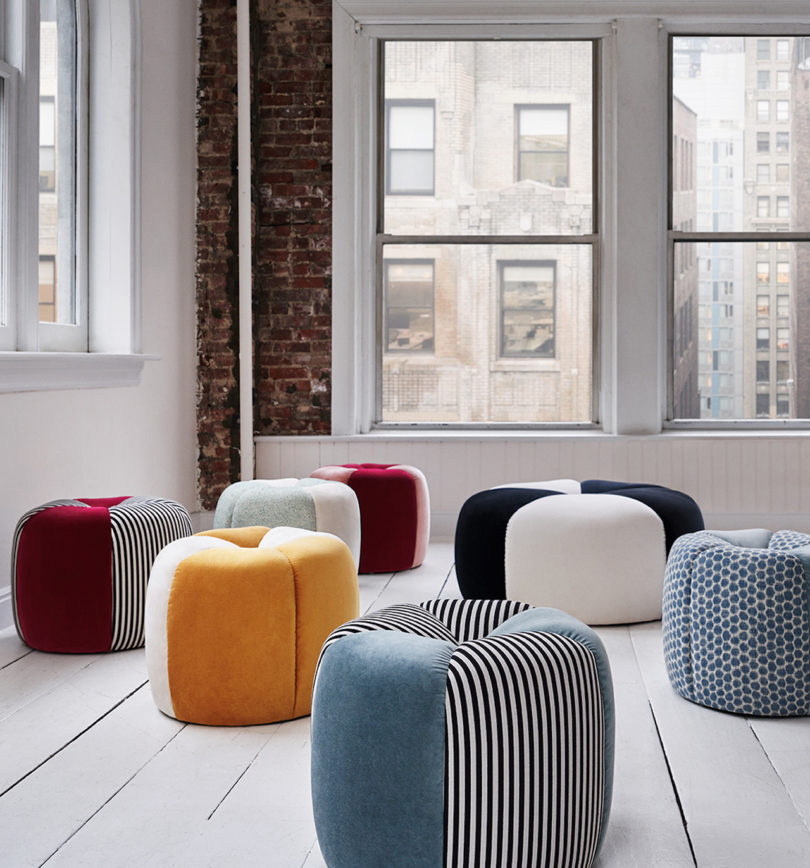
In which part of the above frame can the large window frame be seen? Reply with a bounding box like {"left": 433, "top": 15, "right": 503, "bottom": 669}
{"left": 0, "top": 0, "right": 145, "bottom": 392}
{"left": 333, "top": 1, "right": 810, "bottom": 437}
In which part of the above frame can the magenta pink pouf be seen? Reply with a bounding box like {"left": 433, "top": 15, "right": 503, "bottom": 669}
{"left": 310, "top": 464, "right": 430, "bottom": 573}
{"left": 12, "top": 496, "right": 193, "bottom": 653}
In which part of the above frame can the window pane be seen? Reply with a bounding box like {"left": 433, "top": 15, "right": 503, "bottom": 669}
{"left": 672, "top": 37, "right": 809, "bottom": 232}
{"left": 383, "top": 41, "right": 593, "bottom": 235}
{"left": 385, "top": 261, "right": 434, "bottom": 353}
{"left": 388, "top": 105, "right": 434, "bottom": 149}
{"left": 673, "top": 241, "right": 810, "bottom": 420}
{"left": 381, "top": 243, "right": 592, "bottom": 423}
{"left": 39, "top": 0, "right": 77, "bottom": 326}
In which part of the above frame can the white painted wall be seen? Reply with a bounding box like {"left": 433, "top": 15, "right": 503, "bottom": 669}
{"left": 0, "top": 0, "right": 200, "bottom": 629}
{"left": 256, "top": 432, "right": 810, "bottom": 541}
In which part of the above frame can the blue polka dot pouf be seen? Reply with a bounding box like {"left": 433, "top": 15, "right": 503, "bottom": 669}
{"left": 663, "top": 528, "right": 810, "bottom": 716}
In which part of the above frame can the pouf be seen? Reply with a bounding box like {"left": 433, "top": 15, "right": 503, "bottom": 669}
{"left": 145, "top": 526, "right": 359, "bottom": 725}
{"left": 311, "top": 598, "right": 614, "bottom": 868}
{"left": 455, "top": 478, "right": 704, "bottom": 624}
{"left": 12, "top": 496, "right": 193, "bottom": 653}
{"left": 663, "top": 528, "right": 810, "bottom": 716}
{"left": 310, "top": 463, "right": 429, "bottom": 573}
{"left": 213, "top": 478, "right": 361, "bottom": 567}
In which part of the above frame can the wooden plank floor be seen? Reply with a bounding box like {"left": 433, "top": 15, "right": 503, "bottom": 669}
{"left": 2, "top": 542, "right": 810, "bottom": 867}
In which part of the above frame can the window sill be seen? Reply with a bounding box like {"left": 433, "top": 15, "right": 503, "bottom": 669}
{"left": 0, "top": 352, "right": 159, "bottom": 394}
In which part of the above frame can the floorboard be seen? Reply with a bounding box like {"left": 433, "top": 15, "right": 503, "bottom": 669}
{"left": 1, "top": 544, "right": 809, "bottom": 866}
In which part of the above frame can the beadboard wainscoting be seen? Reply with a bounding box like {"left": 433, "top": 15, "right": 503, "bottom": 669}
{"left": 255, "top": 433, "right": 810, "bottom": 540}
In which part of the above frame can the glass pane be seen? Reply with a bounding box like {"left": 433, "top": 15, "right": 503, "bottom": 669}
{"left": 672, "top": 36, "right": 809, "bottom": 232}
{"left": 388, "top": 151, "right": 434, "bottom": 194}
{"left": 388, "top": 104, "right": 434, "bottom": 149}
{"left": 39, "top": 0, "right": 76, "bottom": 325}
{"left": 383, "top": 41, "right": 593, "bottom": 235}
{"left": 381, "top": 243, "right": 592, "bottom": 423}
{"left": 672, "top": 241, "right": 810, "bottom": 420}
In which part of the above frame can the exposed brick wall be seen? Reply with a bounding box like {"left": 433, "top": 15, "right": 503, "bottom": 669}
{"left": 195, "top": 0, "right": 332, "bottom": 509}
{"left": 252, "top": 0, "right": 332, "bottom": 435}
{"left": 196, "top": 0, "right": 240, "bottom": 511}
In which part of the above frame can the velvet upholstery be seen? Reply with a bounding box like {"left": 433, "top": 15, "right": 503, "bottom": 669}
{"left": 145, "top": 526, "right": 359, "bottom": 725}
{"left": 455, "top": 478, "right": 704, "bottom": 623}
{"left": 311, "top": 463, "right": 430, "bottom": 573}
{"left": 213, "top": 478, "right": 361, "bottom": 567}
{"left": 12, "top": 496, "right": 193, "bottom": 653}
{"left": 311, "top": 599, "right": 614, "bottom": 868}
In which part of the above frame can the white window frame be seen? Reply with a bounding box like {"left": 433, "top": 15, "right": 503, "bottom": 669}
{"left": 0, "top": 0, "right": 148, "bottom": 392}
{"left": 332, "top": 0, "right": 810, "bottom": 437}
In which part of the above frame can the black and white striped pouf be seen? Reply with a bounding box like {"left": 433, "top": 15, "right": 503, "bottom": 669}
{"left": 311, "top": 598, "right": 615, "bottom": 868}
{"left": 12, "top": 496, "right": 193, "bottom": 653}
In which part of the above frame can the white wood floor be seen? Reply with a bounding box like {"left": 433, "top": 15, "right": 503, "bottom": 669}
{"left": 2, "top": 542, "right": 810, "bottom": 867}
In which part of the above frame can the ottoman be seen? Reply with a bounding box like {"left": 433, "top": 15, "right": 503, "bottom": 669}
{"left": 663, "top": 528, "right": 810, "bottom": 716}
{"left": 213, "top": 478, "right": 361, "bottom": 567}
{"left": 145, "top": 526, "right": 359, "bottom": 725}
{"left": 311, "top": 598, "right": 614, "bottom": 868}
{"left": 310, "top": 463, "right": 429, "bottom": 573}
{"left": 455, "top": 478, "right": 704, "bottom": 624}
{"left": 12, "top": 496, "right": 193, "bottom": 652}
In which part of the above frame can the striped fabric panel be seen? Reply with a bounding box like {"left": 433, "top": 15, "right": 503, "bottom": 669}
{"left": 420, "top": 598, "right": 532, "bottom": 644}
{"left": 316, "top": 603, "right": 456, "bottom": 675}
{"left": 10, "top": 499, "right": 89, "bottom": 637}
{"left": 444, "top": 631, "right": 605, "bottom": 868}
{"left": 109, "top": 497, "right": 193, "bottom": 650}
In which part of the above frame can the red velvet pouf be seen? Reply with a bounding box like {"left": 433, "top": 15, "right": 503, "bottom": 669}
{"left": 310, "top": 464, "right": 430, "bottom": 573}
{"left": 12, "top": 496, "right": 193, "bottom": 653}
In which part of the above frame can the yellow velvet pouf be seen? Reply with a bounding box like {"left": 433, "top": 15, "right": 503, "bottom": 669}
{"left": 144, "top": 526, "right": 358, "bottom": 725}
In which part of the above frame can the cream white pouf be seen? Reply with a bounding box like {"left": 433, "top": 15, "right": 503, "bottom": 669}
{"left": 505, "top": 493, "right": 666, "bottom": 624}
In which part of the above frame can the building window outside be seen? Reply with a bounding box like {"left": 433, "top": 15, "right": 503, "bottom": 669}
{"left": 757, "top": 132, "right": 770, "bottom": 153}
{"left": 757, "top": 70, "right": 770, "bottom": 89}
{"left": 777, "top": 294, "right": 790, "bottom": 317}
{"left": 776, "top": 100, "right": 789, "bottom": 122}
{"left": 499, "top": 261, "right": 556, "bottom": 357}
{"left": 757, "top": 262, "right": 770, "bottom": 284}
{"left": 777, "top": 359, "right": 790, "bottom": 381}
{"left": 39, "top": 97, "right": 56, "bottom": 192}
{"left": 776, "top": 163, "right": 790, "bottom": 182}
{"left": 385, "top": 100, "right": 435, "bottom": 195}
{"left": 757, "top": 294, "right": 770, "bottom": 315}
{"left": 757, "top": 359, "right": 770, "bottom": 382}
{"left": 757, "top": 196, "right": 770, "bottom": 218}
{"left": 777, "top": 262, "right": 790, "bottom": 284}
{"left": 384, "top": 260, "right": 435, "bottom": 353}
{"left": 756, "top": 393, "right": 770, "bottom": 416}
{"left": 757, "top": 39, "right": 771, "bottom": 60}
{"left": 757, "top": 99, "right": 770, "bottom": 122}
{"left": 777, "top": 196, "right": 790, "bottom": 218}
{"left": 776, "top": 39, "right": 790, "bottom": 61}
{"left": 776, "top": 131, "right": 789, "bottom": 153}
{"left": 777, "top": 394, "right": 790, "bottom": 416}
{"left": 777, "top": 70, "right": 790, "bottom": 90}
{"left": 777, "top": 327, "right": 789, "bottom": 351}
{"left": 516, "top": 105, "right": 570, "bottom": 186}
{"left": 757, "top": 163, "right": 770, "bottom": 183}
{"left": 756, "top": 327, "right": 770, "bottom": 351}
{"left": 38, "top": 255, "right": 56, "bottom": 322}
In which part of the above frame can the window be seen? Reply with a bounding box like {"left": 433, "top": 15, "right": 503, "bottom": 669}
{"left": 756, "top": 294, "right": 770, "bottom": 316}
{"left": 38, "top": 97, "right": 56, "bottom": 192}
{"left": 776, "top": 131, "right": 789, "bottom": 153}
{"left": 756, "top": 327, "right": 770, "bottom": 351}
{"left": 377, "top": 39, "right": 594, "bottom": 425}
{"left": 757, "top": 39, "right": 771, "bottom": 60}
{"left": 776, "top": 100, "right": 789, "bottom": 122}
{"left": 777, "top": 327, "right": 789, "bottom": 351}
{"left": 777, "top": 294, "right": 790, "bottom": 317}
{"left": 756, "top": 100, "right": 770, "bottom": 122}
{"left": 1, "top": 0, "right": 144, "bottom": 390}
{"left": 776, "top": 39, "right": 790, "bottom": 60}
{"left": 776, "top": 163, "right": 790, "bottom": 183}
{"left": 756, "top": 393, "right": 770, "bottom": 416}
{"left": 777, "top": 262, "right": 790, "bottom": 284}
{"left": 499, "top": 262, "right": 555, "bottom": 357}
{"left": 777, "top": 196, "right": 790, "bottom": 218}
{"left": 757, "top": 197, "right": 770, "bottom": 218}
{"left": 777, "top": 359, "right": 790, "bottom": 381}
{"left": 384, "top": 261, "right": 435, "bottom": 352}
{"left": 756, "top": 360, "right": 770, "bottom": 382}
{"left": 385, "top": 100, "right": 435, "bottom": 195}
{"left": 757, "top": 262, "right": 770, "bottom": 284}
{"left": 776, "top": 70, "right": 790, "bottom": 90}
{"left": 516, "top": 105, "right": 570, "bottom": 186}
{"left": 756, "top": 164, "right": 770, "bottom": 184}
{"left": 777, "top": 394, "right": 790, "bottom": 416}
{"left": 757, "top": 70, "right": 770, "bottom": 89}
{"left": 757, "top": 132, "right": 770, "bottom": 153}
